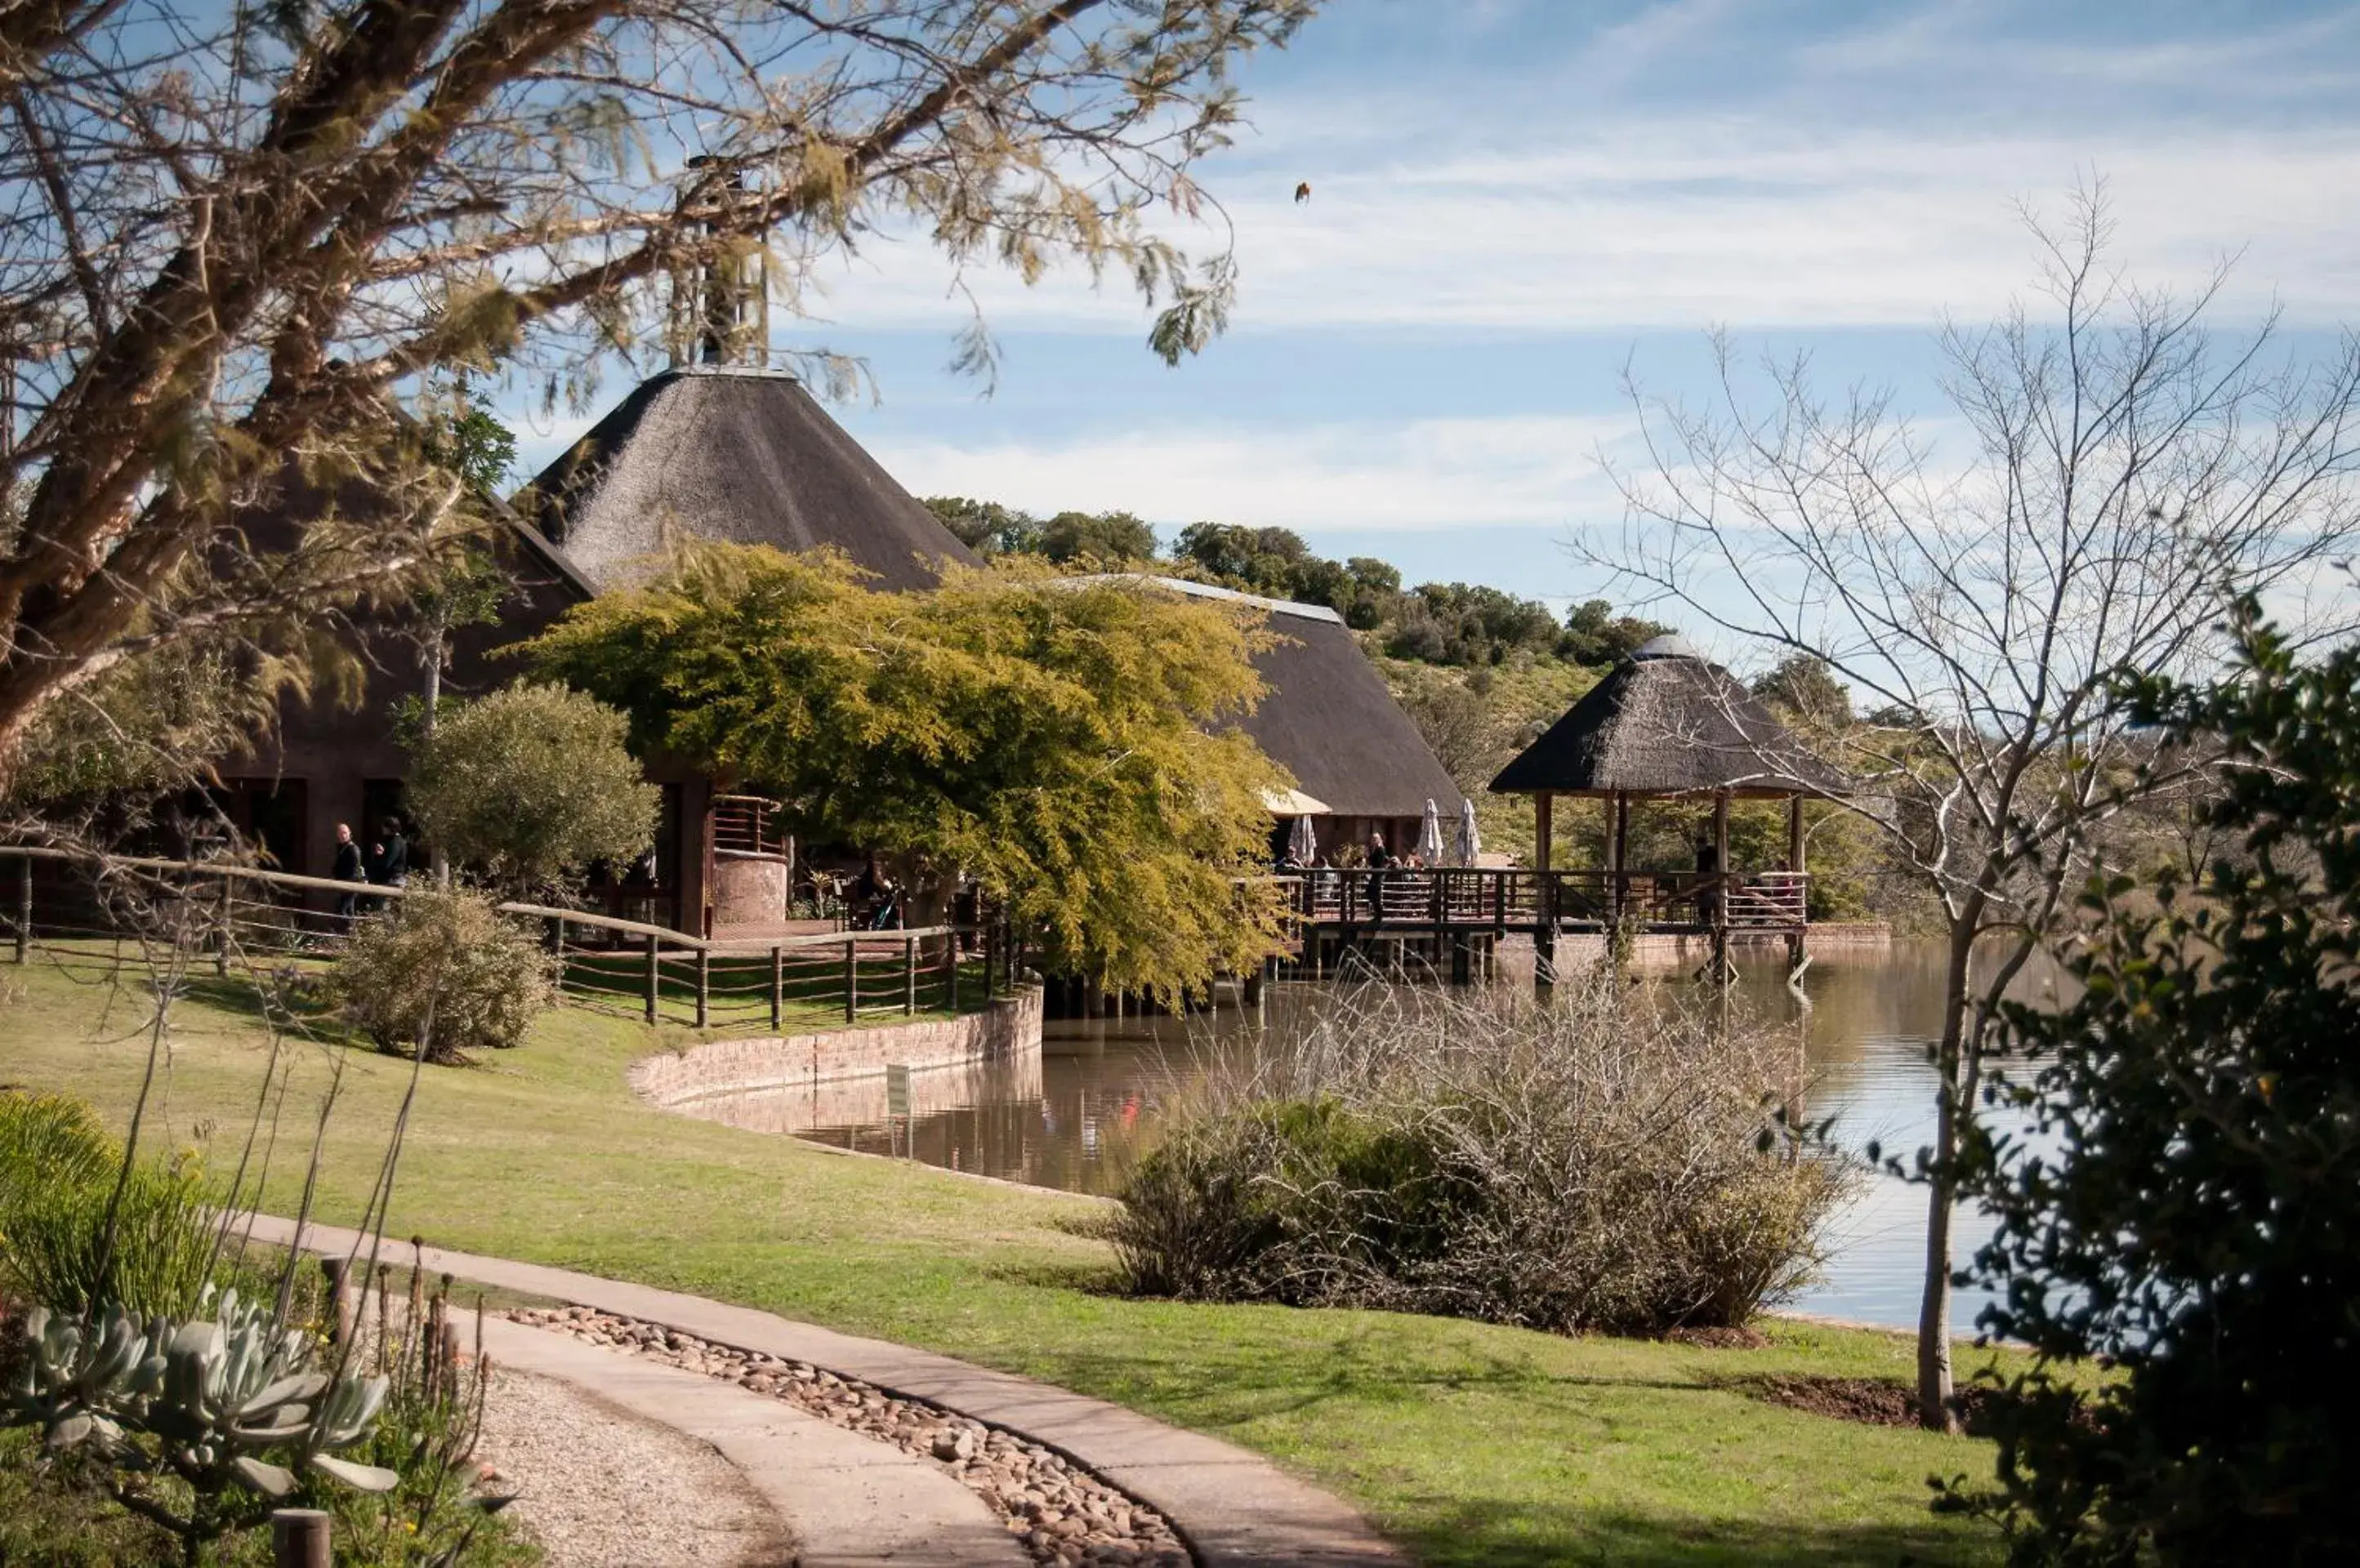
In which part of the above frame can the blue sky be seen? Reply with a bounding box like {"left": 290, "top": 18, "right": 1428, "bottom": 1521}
{"left": 505, "top": 0, "right": 2360, "bottom": 611}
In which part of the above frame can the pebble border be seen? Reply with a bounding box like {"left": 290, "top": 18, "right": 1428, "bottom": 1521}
{"left": 501, "top": 1305, "right": 1190, "bottom": 1567}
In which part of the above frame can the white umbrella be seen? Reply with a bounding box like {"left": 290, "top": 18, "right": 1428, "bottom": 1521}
{"left": 1287, "top": 812, "right": 1318, "bottom": 866}
{"left": 1457, "top": 797, "right": 1481, "bottom": 866}
{"left": 1416, "top": 798, "right": 1446, "bottom": 863}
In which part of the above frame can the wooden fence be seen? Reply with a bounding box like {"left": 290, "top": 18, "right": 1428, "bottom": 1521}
{"left": 0, "top": 845, "right": 1010, "bottom": 1031}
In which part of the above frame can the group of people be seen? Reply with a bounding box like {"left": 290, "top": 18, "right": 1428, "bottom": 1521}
{"left": 1279, "top": 829, "right": 1436, "bottom": 873}
{"left": 329, "top": 817, "right": 410, "bottom": 924}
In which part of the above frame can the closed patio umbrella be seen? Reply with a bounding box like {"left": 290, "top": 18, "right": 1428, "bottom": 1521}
{"left": 1287, "top": 813, "right": 1318, "bottom": 866}
{"left": 1457, "top": 797, "right": 1482, "bottom": 866}
{"left": 1416, "top": 798, "right": 1446, "bottom": 863}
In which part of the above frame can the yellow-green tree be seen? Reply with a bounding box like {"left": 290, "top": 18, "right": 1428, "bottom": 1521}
{"left": 529, "top": 546, "right": 1291, "bottom": 1000}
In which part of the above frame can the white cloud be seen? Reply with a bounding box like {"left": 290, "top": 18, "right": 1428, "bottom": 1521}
{"left": 862, "top": 412, "right": 1639, "bottom": 532}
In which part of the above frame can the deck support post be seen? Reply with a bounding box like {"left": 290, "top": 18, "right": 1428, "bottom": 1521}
{"left": 1711, "top": 790, "right": 1732, "bottom": 984}
{"left": 1787, "top": 794, "right": 1809, "bottom": 973}
{"left": 1533, "top": 791, "right": 1554, "bottom": 873}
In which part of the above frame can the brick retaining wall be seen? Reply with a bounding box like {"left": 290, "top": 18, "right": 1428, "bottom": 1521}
{"left": 630, "top": 985, "right": 1044, "bottom": 1107}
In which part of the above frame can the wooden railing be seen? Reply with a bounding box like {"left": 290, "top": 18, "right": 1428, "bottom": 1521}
{"left": 710, "top": 793, "right": 791, "bottom": 860}
{"left": 0, "top": 845, "right": 1017, "bottom": 1032}
{"left": 1284, "top": 866, "right": 1809, "bottom": 932}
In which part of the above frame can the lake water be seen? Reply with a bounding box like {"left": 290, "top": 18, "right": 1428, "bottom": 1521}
{"left": 722, "top": 944, "right": 2041, "bottom": 1333}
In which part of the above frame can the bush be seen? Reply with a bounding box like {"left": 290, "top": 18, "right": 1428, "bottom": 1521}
{"left": 1943, "top": 608, "right": 2360, "bottom": 1566}
{"left": 1110, "top": 980, "right": 1847, "bottom": 1334}
{"left": 330, "top": 890, "right": 557, "bottom": 1060}
{"left": 0, "top": 1093, "right": 216, "bottom": 1321}
{"left": 406, "top": 682, "right": 658, "bottom": 893}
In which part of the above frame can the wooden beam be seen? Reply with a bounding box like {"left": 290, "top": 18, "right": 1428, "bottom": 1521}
{"left": 1787, "top": 794, "right": 1806, "bottom": 874}
{"left": 1534, "top": 791, "right": 1554, "bottom": 873}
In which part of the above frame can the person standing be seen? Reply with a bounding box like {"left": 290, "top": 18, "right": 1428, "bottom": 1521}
{"left": 331, "top": 822, "right": 366, "bottom": 929}
{"left": 367, "top": 818, "right": 410, "bottom": 910}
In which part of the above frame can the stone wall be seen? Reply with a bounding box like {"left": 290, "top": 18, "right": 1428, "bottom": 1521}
{"left": 630, "top": 985, "right": 1044, "bottom": 1108}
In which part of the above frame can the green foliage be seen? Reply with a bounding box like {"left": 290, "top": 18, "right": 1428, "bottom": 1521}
{"left": 1943, "top": 604, "right": 2360, "bottom": 1565}
{"left": 529, "top": 545, "right": 1289, "bottom": 998}
{"left": 3, "top": 648, "right": 281, "bottom": 810}
{"left": 1560, "top": 599, "right": 1671, "bottom": 666}
{"left": 922, "top": 497, "right": 1157, "bottom": 563}
{"left": 0, "top": 1094, "right": 216, "bottom": 1322}
{"left": 1112, "top": 983, "right": 1847, "bottom": 1334}
{"left": 329, "top": 890, "right": 559, "bottom": 1060}
{"left": 1752, "top": 653, "right": 1854, "bottom": 729}
{"left": 404, "top": 684, "right": 658, "bottom": 893}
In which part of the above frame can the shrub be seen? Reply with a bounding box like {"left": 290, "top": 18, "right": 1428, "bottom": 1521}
{"left": 406, "top": 681, "right": 658, "bottom": 893}
{"left": 1942, "top": 608, "right": 2360, "bottom": 1565}
{"left": 329, "top": 890, "right": 557, "bottom": 1060}
{"left": 0, "top": 1093, "right": 216, "bottom": 1321}
{"left": 1111, "top": 980, "right": 1847, "bottom": 1334}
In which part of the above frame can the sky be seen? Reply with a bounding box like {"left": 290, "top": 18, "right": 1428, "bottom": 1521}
{"left": 502, "top": 0, "right": 2360, "bottom": 617}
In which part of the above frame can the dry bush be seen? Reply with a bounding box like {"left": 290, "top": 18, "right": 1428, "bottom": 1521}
{"left": 1110, "top": 978, "right": 1849, "bottom": 1334}
{"left": 329, "top": 891, "right": 556, "bottom": 1062}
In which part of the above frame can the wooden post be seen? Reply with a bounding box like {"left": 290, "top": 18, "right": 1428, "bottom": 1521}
{"left": 1787, "top": 793, "right": 1809, "bottom": 972}
{"left": 944, "top": 934, "right": 959, "bottom": 1013}
{"left": 1711, "top": 790, "right": 1732, "bottom": 982}
{"left": 1533, "top": 791, "right": 1554, "bottom": 872}
{"left": 903, "top": 931, "right": 917, "bottom": 1016}
{"left": 551, "top": 915, "right": 566, "bottom": 996}
{"left": 320, "top": 1258, "right": 352, "bottom": 1350}
{"left": 770, "top": 944, "right": 784, "bottom": 1030}
{"left": 694, "top": 946, "right": 710, "bottom": 1029}
{"left": 212, "top": 875, "right": 230, "bottom": 976}
{"left": 271, "top": 1508, "right": 332, "bottom": 1568}
{"left": 643, "top": 932, "right": 659, "bottom": 1025}
{"left": 843, "top": 938, "right": 859, "bottom": 1022}
{"left": 15, "top": 853, "right": 29, "bottom": 963}
{"left": 1613, "top": 794, "right": 1631, "bottom": 924}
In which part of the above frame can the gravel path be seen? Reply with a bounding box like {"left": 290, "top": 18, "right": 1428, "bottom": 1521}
{"left": 504, "top": 1305, "right": 1192, "bottom": 1566}
{"left": 475, "top": 1365, "right": 797, "bottom": 1566}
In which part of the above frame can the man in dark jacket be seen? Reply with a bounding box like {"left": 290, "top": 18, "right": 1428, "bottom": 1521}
{"left": 331, "top": 822, "right": 365, "bottom": 927}
{"left": 367, "top": 819, "right": 409, "bottom": 909}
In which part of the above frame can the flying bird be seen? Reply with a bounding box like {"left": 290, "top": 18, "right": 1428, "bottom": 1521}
{"left": 1294, "top": 181, "right": 1311, "bottom": 203}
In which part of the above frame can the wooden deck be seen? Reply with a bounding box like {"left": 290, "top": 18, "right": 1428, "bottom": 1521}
{"left": 1281, "top": 866, "right": 1808, "bottom": 936}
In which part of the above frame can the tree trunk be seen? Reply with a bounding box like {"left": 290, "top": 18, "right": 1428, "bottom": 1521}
{"left": 1916, "top": 918, "right": 1979, "bottom": 1432}
{"left": 421, "top": 612, "right": 450, "bottom": 889}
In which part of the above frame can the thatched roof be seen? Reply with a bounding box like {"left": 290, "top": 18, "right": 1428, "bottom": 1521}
{"left": 1146, "top": 578, "right": 1466, "bottom": 820}
{"left": 511, "top": 367, "right": 979, "bottom": 591}
{"left": 1490, "top": 635, "right": 1846, "bottom": 798}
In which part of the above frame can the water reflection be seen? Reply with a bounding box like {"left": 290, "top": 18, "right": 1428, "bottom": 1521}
{"left": 747, "top": 944, "right": 2053, "bottom": 1331}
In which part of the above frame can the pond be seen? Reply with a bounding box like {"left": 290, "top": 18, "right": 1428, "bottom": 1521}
{"left": 707, "top": 943, "right": 2046, "bottom": 1333}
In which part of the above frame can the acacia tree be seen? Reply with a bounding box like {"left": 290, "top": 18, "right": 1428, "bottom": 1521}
{"left": 1595, "top": 194, "right": 2360, "bottom": 1428}
{"left": 529, "top": 545, "right": 1292, "bottom": 999}
{"left": 0, "top": 0, "right": 1318, "bottom": 795}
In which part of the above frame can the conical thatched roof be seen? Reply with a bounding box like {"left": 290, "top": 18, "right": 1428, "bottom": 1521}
{"left": 511, "top": 367, "right": 979, "bottom": 591}
{"left": 1134, "top": 577, "right": 1466, "bottom": 820}
{"left": 1489, "top": 636, "right": 1846, "bottom": 798}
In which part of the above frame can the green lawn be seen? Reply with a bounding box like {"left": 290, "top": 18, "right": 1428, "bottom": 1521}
{"left": 1, "top": 947, "right": 2010, "bottom": 1567}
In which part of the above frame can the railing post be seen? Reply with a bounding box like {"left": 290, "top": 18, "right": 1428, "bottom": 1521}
{"left": 844, "top": 938, "right": 859, "bottom": 1022}
{"left": 272, "top": 1508, "right": 331, "bottom": 1568}
{"left": 694, "top": 946, "right": 710, "bottom": 1029}
{"left": 643, "top": 932, "right": 659, "bottom": 1025}
{"left": 212, "top": 874, "right": 230, "bottom": 976}
{"left": 945, "top": 933, "right": 960, "bottom": 1013}
{"left": 14, "top": 853, "right": 29, "bottom": 963}
{"left": 903, "top": 931, "right": 917, "bottom": 1015}
{"left": 770, "top": 944, "right": 783, "bottom": 1030}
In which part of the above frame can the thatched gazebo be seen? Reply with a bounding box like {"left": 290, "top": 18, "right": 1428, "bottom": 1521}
{"left": 1488, "top": 635, "right": 1846, "bottom": 959}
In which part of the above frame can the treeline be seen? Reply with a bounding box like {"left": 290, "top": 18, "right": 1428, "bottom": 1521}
{"left": 923, "top": 500, "right": 1668, "bottom": 670}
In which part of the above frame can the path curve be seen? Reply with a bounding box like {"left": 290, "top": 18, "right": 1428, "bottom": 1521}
{"left": 248, "top": 1215, "right": 1404, "bottom": 1568}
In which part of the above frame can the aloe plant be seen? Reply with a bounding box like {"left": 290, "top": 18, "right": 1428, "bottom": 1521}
{"left": 7, "top": 1286, "right": 397, "bottom": 1564}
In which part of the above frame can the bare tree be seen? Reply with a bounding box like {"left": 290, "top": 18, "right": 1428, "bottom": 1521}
{"left": 1594, "top": 191, "right": 2360, "bottom": 1428}
{"left": 0, "top": 0, "right": 1317, "bottom": 794}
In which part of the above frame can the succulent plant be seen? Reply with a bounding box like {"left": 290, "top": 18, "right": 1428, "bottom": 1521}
{"left": 6, "top": 1285, "right": 397, "bottom": 1499}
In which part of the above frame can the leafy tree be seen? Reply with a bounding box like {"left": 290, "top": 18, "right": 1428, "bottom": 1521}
{"left": 1385, "top": 582, "right": 1560, "bottom": 666}
{"left": 404, "top": 684, "right": 659, "bottom": 894}
{"left": 529, "top": 546, "right": 1290, "bottom": 998}
{"left": 1038, "top": 510, "right": 1159, "bottom": 563}
{"left": 926, "top": 497, "right": 1043, "bottom": 557}
{"left": 1751, "top": 653, "right": 1854, "bottom": 729}
{"left": 1559, "top": 599, "right": 1670, "bottom": 667}
{"left": 1939, "top": 607, "right": 2360, "bottom": 1566}
{"left": 0, "top": 0, "right": 1320, "bottom": 795}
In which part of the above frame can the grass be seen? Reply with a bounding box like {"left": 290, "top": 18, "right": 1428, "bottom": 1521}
{"left": 0, "top": 945, "right": 2014, "bottom": 1567}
